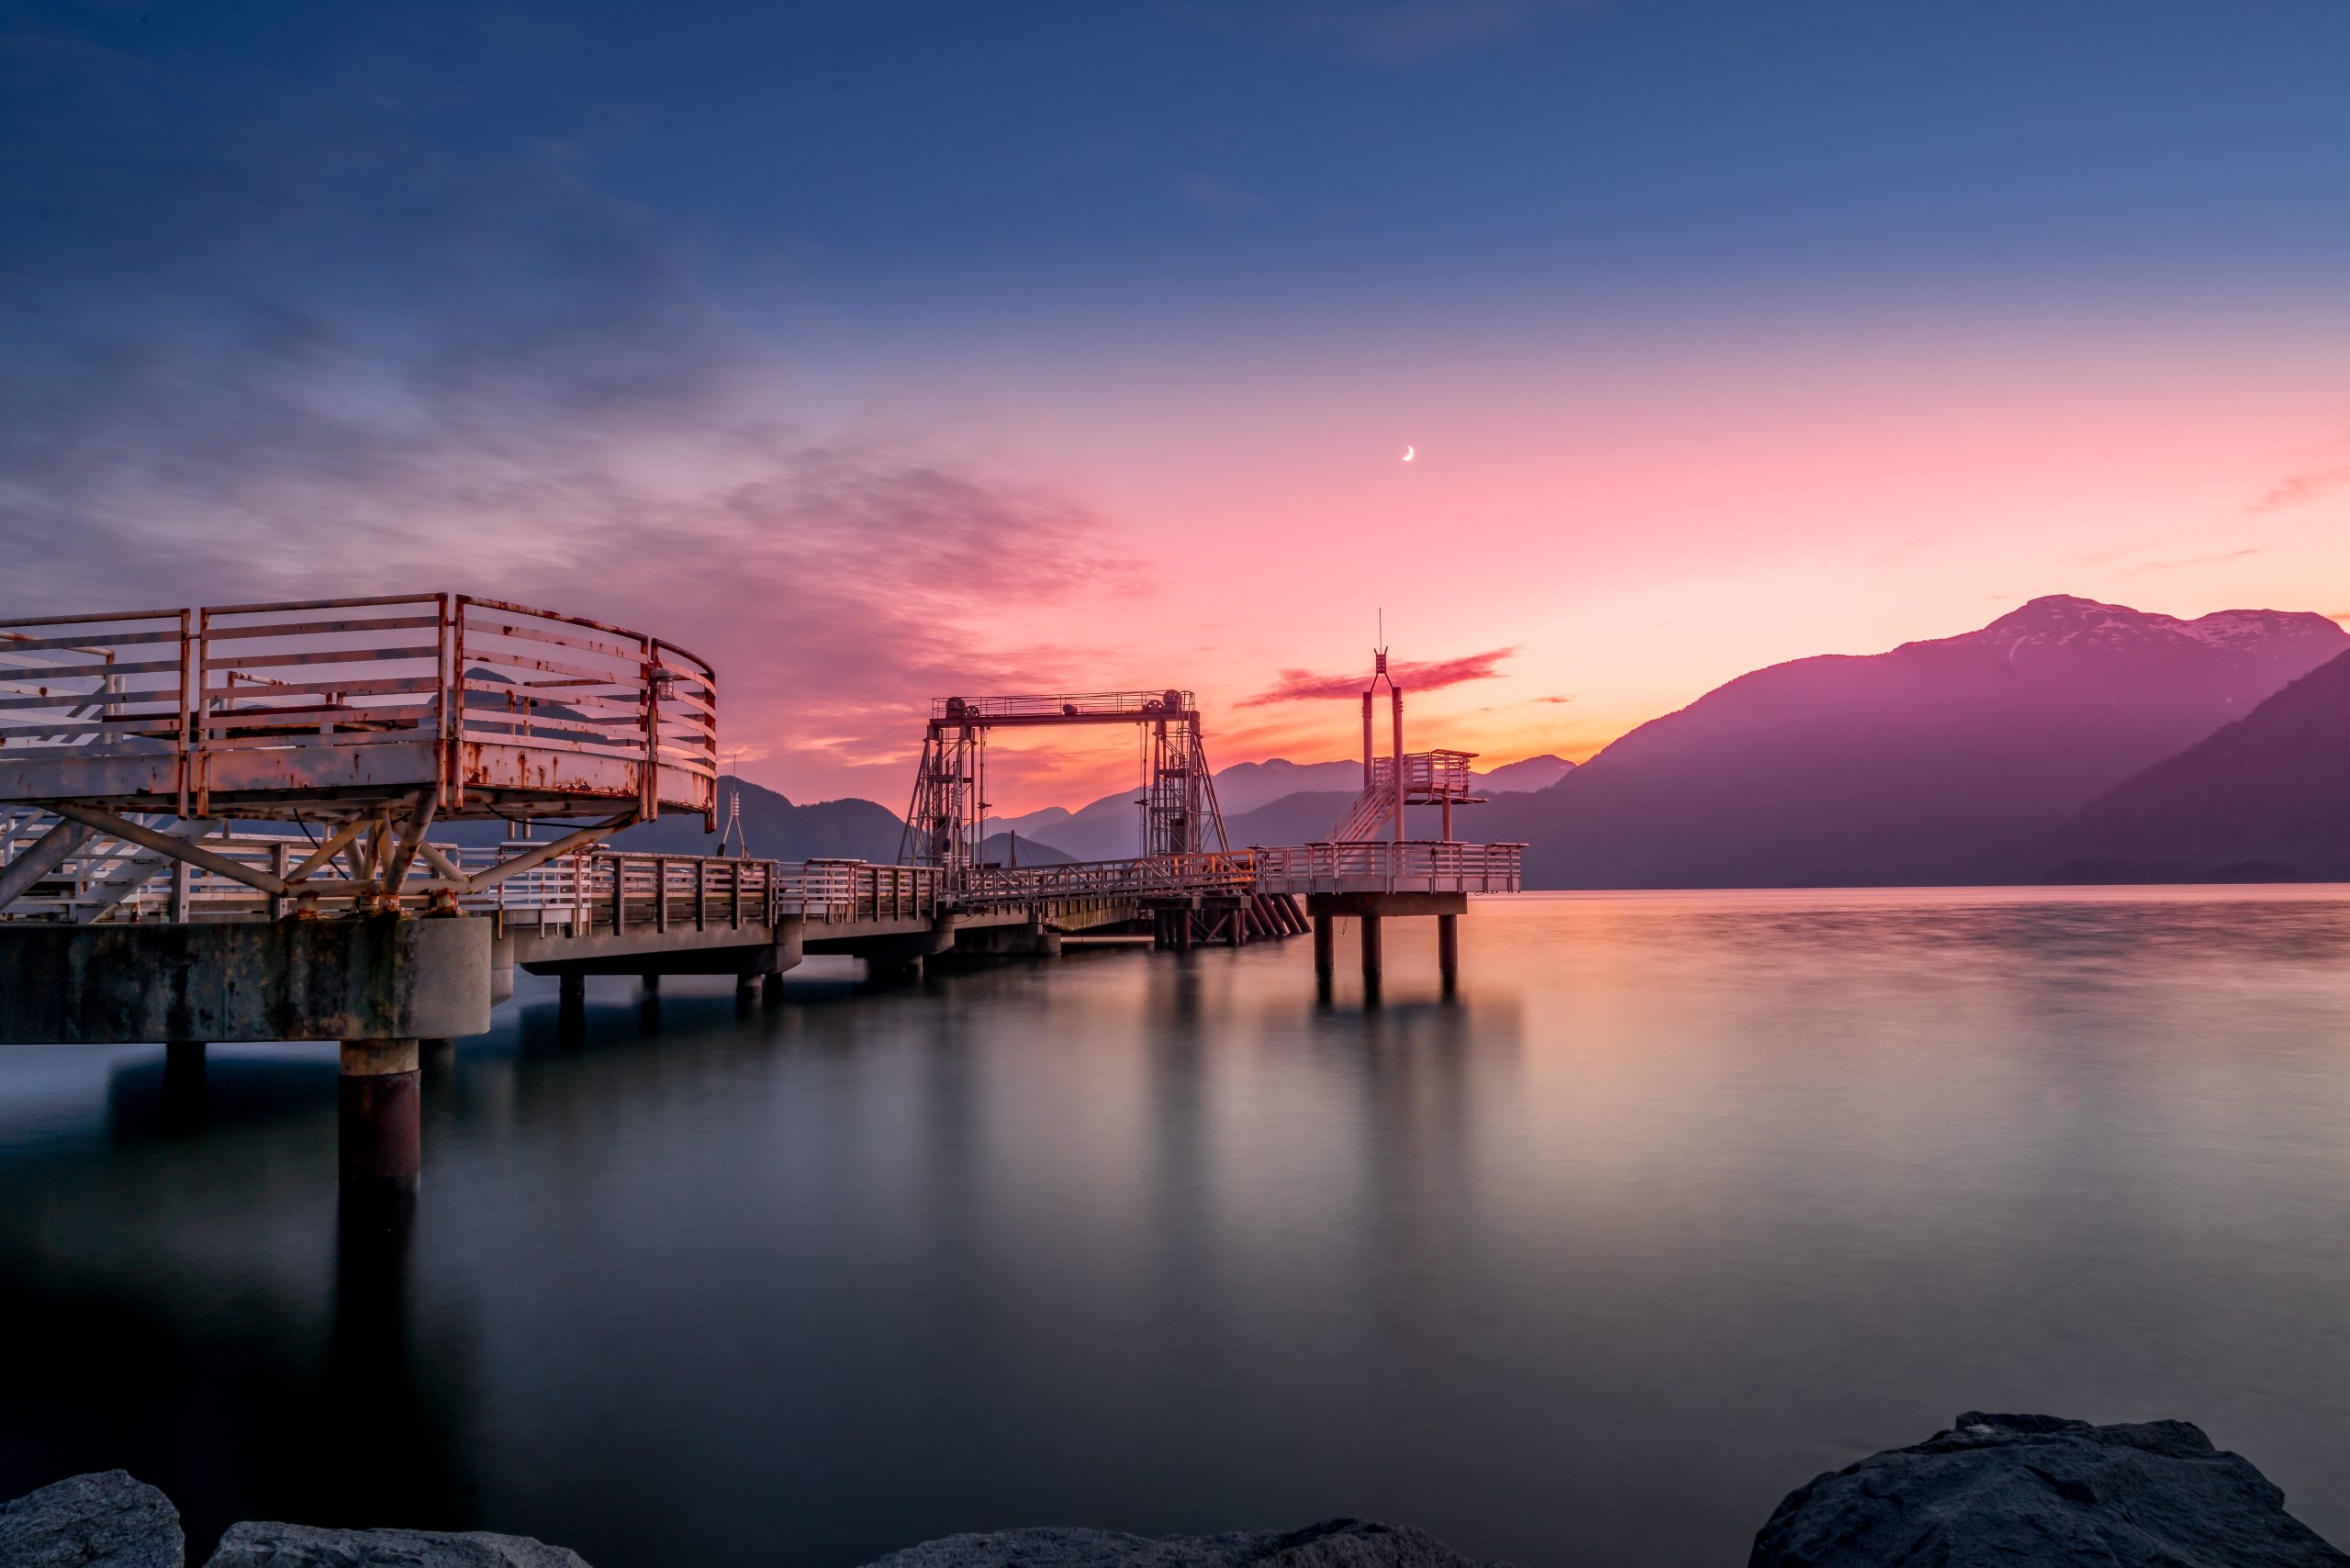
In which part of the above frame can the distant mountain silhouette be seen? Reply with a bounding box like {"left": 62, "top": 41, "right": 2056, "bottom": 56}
{"left": 1478, "top": 595, "right": 2349, "bottom": 888}
{"left": 2047, "top": 647, "right": 2350, "bottom": 880}
{"left": 978, "top": 831, "right": 1075, "bottom": 867}
{"left": 1480, "top": 754, "right": 1574, "bottom": 791}
{"left": 613, "top": 776, "right": 905, "bottom": 861}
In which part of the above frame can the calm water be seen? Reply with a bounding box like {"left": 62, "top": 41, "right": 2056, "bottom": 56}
{"left": 6, "top": 890, "right": 2350, "bottom": 1565}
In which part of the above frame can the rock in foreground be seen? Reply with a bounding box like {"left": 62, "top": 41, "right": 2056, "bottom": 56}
{"left": 0, "top": 1470, "right": 184, "bottom": 1568}
{"left": 204, "top": 1520, "right": 592, "bottom": 1567}
{"left": 1751, "top": 1411, "right": 2350, "bottom": 1567}
{"left": 861, "top": 1518, "right": 1509, "bottom": 1567}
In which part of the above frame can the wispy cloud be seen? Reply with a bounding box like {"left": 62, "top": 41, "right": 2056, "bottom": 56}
{"left": 2132, "top": 546, "right": 2263, "bottom": 573}
{"left": 2246, "top": 465, "right": 2350, "bottom": 517}
{"left": 1242, "top": 647, "right": 1517, "bottom": 705}
{"left": 0, "top": 18, "right": 1136, "bottom": 794}
{"left": 1178, "top": 172, "right": 1269, "bottom": 216}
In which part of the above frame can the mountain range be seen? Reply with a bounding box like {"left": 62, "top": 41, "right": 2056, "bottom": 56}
{"left": 606, "top": 595, "right": 2350, "bottom": 888}
{"left": 1476, "top": 595, "right": 2346, "bottom": 887}
{"left": 2050, "top": 645, "right": 2350, "bottom": 881}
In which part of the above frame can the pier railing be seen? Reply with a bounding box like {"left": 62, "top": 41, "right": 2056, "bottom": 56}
{"left": 1250, "top": 840, "right": 1523, "bottom": 896}
{"left": 6, "top": 808, "right": 1515, "bottom": 929}
{"left": 963, "top": 850, "right": 1257, "bottom": 907}
{"left": 0, "top": 816, "right": 946, "bottom": 929}
{"left": 0, "top": 595, "right": 718, "bottom": 823}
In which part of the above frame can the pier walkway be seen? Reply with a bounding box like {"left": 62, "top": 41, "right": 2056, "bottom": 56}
{"left": 2, "top": 594, "right": 1520, "bottom": 1199}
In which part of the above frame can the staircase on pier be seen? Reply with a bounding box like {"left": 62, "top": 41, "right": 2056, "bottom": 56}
{"left": 1326, "top": 750, "right": 1486, "bottom": 842}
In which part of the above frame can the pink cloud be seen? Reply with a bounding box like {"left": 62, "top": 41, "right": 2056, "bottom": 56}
{"left": 2246, "top": 465, "right": 2350, "bottom": 516}
{"left": 1242, "top": 647, "right": 1517, "bottom": 705}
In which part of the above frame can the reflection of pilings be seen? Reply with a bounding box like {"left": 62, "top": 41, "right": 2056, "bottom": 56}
{"left": 867, "top": 953, "right": 923, "bottom": 985}
{"left": 338, "top": 1039, "right": 420, "bottom": 1210}
{"left": 1438, "top": 913, "right": 1459, "bottom": 993}
{"left": 162, "top": 1040, "right": 207, "bottom": 1133}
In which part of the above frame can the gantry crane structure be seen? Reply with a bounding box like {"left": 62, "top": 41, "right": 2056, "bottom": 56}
{"left": 899, "top": 689, "right": 1227, "bottom": 890}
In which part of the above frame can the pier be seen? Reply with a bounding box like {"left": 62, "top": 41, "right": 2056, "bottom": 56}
{"left": 1, "top": 595, "right": 1519, "bottom": 1196}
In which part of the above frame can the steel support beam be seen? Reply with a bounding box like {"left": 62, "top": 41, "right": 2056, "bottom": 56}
{"left": 0, "top": 816, "right": 92, "bottom": 913}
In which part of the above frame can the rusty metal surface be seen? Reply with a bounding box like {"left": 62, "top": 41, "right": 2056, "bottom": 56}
{"left": 0, "top": 595, "right": 716, "bottom": 823}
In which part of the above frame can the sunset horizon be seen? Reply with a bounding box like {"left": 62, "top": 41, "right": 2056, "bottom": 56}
{"left": 9, "top": 6, "right": 2350, "bottom": 1566}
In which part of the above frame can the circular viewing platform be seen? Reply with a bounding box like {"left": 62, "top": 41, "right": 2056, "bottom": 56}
{"left": 0, "top": 594, "right": 718, "bottom": 825}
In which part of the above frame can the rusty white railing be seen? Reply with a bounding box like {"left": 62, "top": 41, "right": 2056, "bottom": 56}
{"left": 0, "top": 817, "right": 947, "bottom": 928}
{"left": 1249, "top": 840, "right": 1523, "bottom": 896}
{"left": 459, "top": 850, "right": 941, "bottom": 929}
{"left": 961, "top": 850, "right": 1257, "bottom": 907}
{"left": 0, "top": 595, "right": 718, "bottom": 822}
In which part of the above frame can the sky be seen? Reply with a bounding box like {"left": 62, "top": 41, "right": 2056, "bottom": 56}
{"left": 6, "top": 0, "right": 2350, "bottom": 812}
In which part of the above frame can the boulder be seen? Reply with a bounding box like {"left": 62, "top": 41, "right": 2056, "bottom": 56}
{"left": 0, "top": 1469, "right": 184, "bottom": 1567}
{"left": 1751, "top": 1411, "right": 2350, "bottom": 1567}
{"left": 203, "top": 1520, "right": 591, "bottom": 1567}
{"left": 861, "top": 1518, "right": 1508, "bottom": 1567}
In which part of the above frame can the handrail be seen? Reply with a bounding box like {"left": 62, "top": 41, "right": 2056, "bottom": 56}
{"left": 0, "top": 596, "right": 716, "bottom": 822}
{"left": 4, "top": 811, "right": 1519, "bottom": 926}
{"left": 1250, "top": 840, "right": 1523, "bottom": 896}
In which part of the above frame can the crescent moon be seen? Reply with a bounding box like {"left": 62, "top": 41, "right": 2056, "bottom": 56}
{"left": 1402, "top": 444, "right": 1416, "bottom": 462}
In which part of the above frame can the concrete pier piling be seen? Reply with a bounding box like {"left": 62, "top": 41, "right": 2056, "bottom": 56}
{"left": 1313, "top": 913, "right": 1335, "bottom": 980}
{"left": 338, "top": 1038, "right": 420, "bottom": 1204}
{"left": 1437, "top": 913, "right": 1459, "bottom": 991}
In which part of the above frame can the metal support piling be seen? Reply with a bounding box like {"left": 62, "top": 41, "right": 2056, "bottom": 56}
{"left": 338, "top": 1038, "right": 420, "bottom": 1207}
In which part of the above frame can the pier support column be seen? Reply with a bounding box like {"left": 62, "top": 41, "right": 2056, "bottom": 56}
{"left": 339, "top": 1038, "right": 420, "bottom": 1208}
{"left": 559, "top": 972, "right": 586, "bottom": 1004}
{"left": 1360, "top": 914, "right": 1382, "bottom": 1002}
{"left": 1313, "top": 914, "right": 1335, "bottom": 979}
{"left": 640, "top": 973, "right": 661, "bottom": 995}
{"left": 762, "top": 971, "right": 786, "bottom": 1004}
{"left": 1437, "top": 913, "right": 1459, "bottom": 993}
